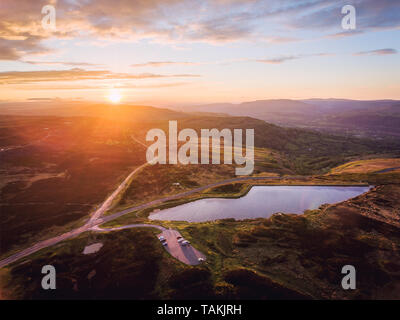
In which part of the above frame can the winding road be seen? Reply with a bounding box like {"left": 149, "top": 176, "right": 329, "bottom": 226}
{"left": 0, "top": 135, "right": 394, "bottom": 268}
{"left": 86, "top": 162, "right": 149, "bottom": 226}
{"left": 91, "top": 223, "right": 166, "bottom": 232}
{"left": 0, "top": 172, "right": 281, "bottom": 268}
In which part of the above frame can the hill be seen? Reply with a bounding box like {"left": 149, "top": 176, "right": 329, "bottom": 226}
{"left": 0, "top": 101, "right": 189, "bottom": 123}
{"left": 180, "top": 99, "right": 400, "bottom": 138}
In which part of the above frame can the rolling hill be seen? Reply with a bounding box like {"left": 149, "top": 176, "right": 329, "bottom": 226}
{"left": 179, "top": 99, "right": 400, "bottom": 138}
{"left": 0, "top": 101, "right": 190, "bottom": 123}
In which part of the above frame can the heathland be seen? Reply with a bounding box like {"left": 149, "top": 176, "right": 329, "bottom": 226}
{"left": 1, "top": 102, "right": 400, "bottom": 299}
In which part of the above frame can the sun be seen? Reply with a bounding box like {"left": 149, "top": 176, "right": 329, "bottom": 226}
{"left": 107, "top": 89, "right": 122, "bottom": 104}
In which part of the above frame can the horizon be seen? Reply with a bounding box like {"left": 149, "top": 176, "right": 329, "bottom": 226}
{"left": 0, "top": 0, "right": 399, "bottom": 105}
{"left": 1, "top": 97, "right": 400, "bottom": 109}
{"left": 2, "top": 0, "right": 400, "bottom": 304}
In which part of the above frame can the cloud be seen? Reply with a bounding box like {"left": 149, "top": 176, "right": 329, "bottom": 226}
{"left": 0, "top": 68, "right": 200, "bottom": 84}
{"left": 0, "top": 0, "right": 344, "bottom": 59}
{"left": 0, "top": 0, "right": 57, "bottom": 60}
{"left": 21, "top": 82, "right": 191, "bottom": 91}
{"left": 22, "top": 60, "right": 104, "bottom": 67}
{"left": 110, "top": 82, "right": 191, "bottom": 89}
{"left": 354, "top": 48, "right": 398, "bottom": 56}
{"left": 289, "top": 0, "right": 400, "bottom": 33}
{"left": 27, "top": 97, "right": 54, "bottom": 101}
{"left": 0, "top": 42, "right": 19, "bottom": 60}
{"left": 264, "top": 36, "right": 300, "bottom": 44}
{"left": 0, "top": 0, "right": 262, "bottom": 61}
{"left": 256, "top": 56, "right": 298, "bottom": 64}
{"left": 0, "top": 37, "right": 51, "bottom": 60}
{"left": 255, "top": 53, "right": 332, "bottom": 64}
{"left": 131, "top": 61, "right": 197, "bottom": 67}
{"left": 326, "top": 30, "right": 365, "bottom": 38}
{"left": 0, "top": 0, "right": 399, "bottom": 63}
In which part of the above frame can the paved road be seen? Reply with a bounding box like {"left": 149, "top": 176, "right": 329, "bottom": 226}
{"left": 0, "top": 173, "right": 282, "bottom": 268}
{"left": 0, "top": 167, "right": 148, "bottom": 269}
{"left": 0, "top": 134, "right": 378, "bottom": 268}
{"left": 95, "top": 175, "right": 284, "bottom": 226}
{"left": 87, "top": 163, "right": 148, "bottom": 226}
{"left": 0, "top": 226, "right": 88, "bottom": 269}
{"left": 91, "top": 224, "right": 166, "bottom": 232}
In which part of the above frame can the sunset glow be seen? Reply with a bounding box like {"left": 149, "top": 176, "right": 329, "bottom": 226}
{"left": 107, "top": 89, "right": 122, "bottom": 104}
{"left": 0, "top": 0, "right": 398, "bottom": 105}
{"left": 1, "top": 0, "right": 400, "bottom": 302}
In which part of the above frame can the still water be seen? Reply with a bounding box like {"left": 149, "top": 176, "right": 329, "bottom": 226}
{"left": 149, "top": 185, "right": 371, "bottom": 222}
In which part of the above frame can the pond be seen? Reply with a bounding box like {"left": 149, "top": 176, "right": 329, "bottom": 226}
{"left": 149, "top": 185, "right": 371, "bottom": 222}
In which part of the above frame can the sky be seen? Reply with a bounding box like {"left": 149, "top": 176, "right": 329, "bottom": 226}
{"left": 0, "top": 0, "right": 399, "bottom": 105}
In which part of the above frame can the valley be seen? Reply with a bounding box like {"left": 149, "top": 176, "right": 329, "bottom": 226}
{"left": 0, "top": 103, "right": 400, "bottom": 300}
{"left": 178, "top": 99, "right": 400, "bottom": 139}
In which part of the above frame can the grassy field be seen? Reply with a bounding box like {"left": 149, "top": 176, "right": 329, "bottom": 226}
{"left": 330, "top": 158, "right": 400, "bottom": 174}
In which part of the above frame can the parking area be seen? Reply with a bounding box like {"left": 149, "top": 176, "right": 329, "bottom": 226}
{"left": 158, "top": 229, "right": 206, "bottom": 265}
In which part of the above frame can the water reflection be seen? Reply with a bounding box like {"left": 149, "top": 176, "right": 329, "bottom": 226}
{"left": 149, "top": 185, "right": 371, "bottom": 222}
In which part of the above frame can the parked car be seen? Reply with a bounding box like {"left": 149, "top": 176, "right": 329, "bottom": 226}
{"left": 159, "top": 236, "right": 165, "bottom": 241}
{"left": 198, "top": 257, "right": 205, "bottom": 262}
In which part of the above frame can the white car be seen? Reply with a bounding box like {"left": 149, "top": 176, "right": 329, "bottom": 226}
{"left": 181, "top": 240, "right": 190, "bottom": 246}
{"left": 159, "top": 236, "right": 165, "bottom": 241}
{"left": 198, "top": 257, "right": 205, "bottom": 262}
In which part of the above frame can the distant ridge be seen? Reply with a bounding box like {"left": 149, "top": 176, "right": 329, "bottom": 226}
{"left": 0, "top": 101, "right": 190, "bottom": 123}
{"left": 177, "top": 99, "right": 400, "bottom": 138}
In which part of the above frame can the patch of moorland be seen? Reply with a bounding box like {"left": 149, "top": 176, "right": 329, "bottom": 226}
{"left": 0, "top": 226, "right": 308, "bottom": 300}
{"left": 172, "top": 116, "right": 400, "bottom": 174}
{"left": 110, "top": 163, "right": 236, "bottom": 212}
{"left": 6, "top": 183, "right": 399, "bottom": 300}
{"left": 2, "top": 170, "right": 400, "bottom": 299}
{"left": 97, "top": 170, "right": 400, "bottom": 299}
{"left": 0, "top": 229, "right": 188, "bottom": 299}
{"left": 330, "top": 158, "right": 400, "bottom": 174}
{"left": 160, "top": 183, "right": 400, "bottom": 299}
{"left": 1, "top": 112, "right": 400, "bottom": 298}
{"left": 324, "top": 171, "right": 400, "bottom": 185}
{"left": 0, "top": 116, "right": 145, "bottom": 256}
